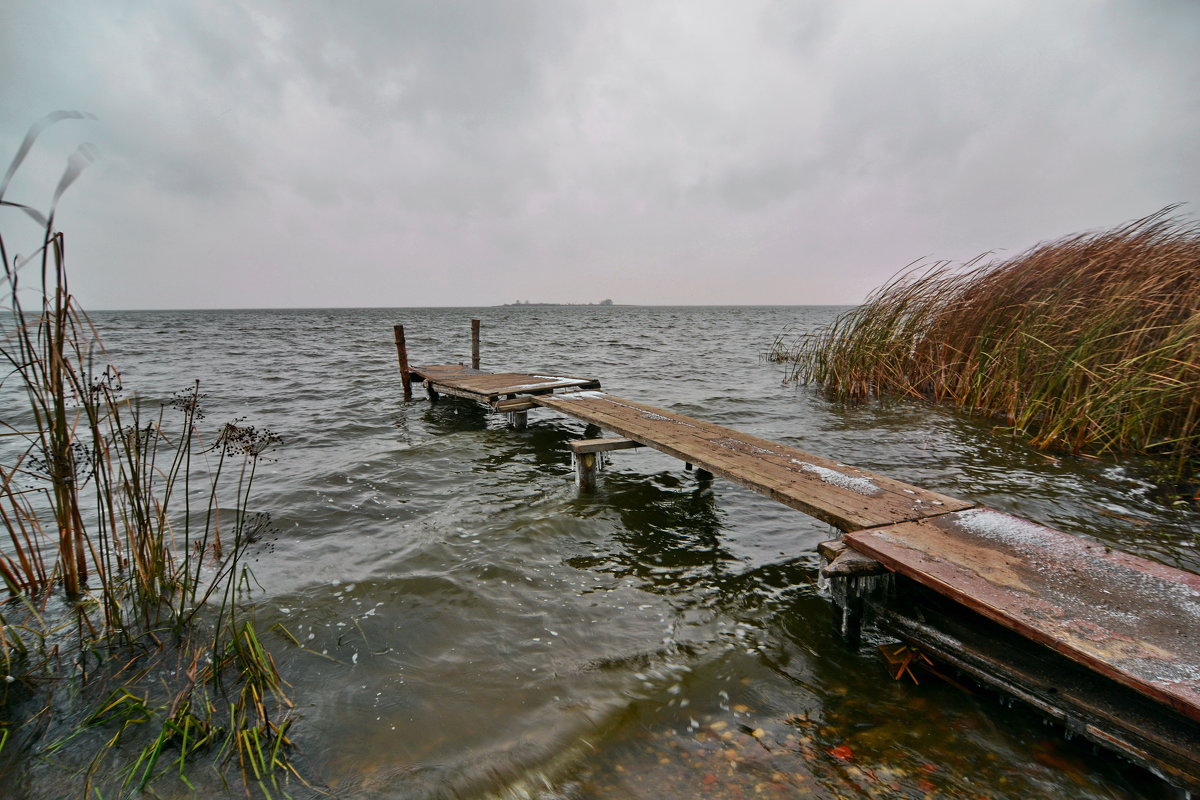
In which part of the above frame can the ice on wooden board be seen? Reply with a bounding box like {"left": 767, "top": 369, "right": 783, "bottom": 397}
{"left": 793, "top": 460, "right": 881, "bottom": 496}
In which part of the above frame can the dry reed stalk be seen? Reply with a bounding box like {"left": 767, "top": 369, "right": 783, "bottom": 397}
{"left": 781, "top": 207, "right": 1200, "bottom": 481}
{"left": 1, "top": 113, "right": 298, "bottom": 794}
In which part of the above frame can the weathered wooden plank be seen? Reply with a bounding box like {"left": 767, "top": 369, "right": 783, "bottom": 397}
{"left": 874, "top": 589, "right": 1200, "bottom": 795}
{"left": 557, "top": 401, "right": 920, "bottom": 525}
{"left": 818, "top": 539, "right": 847, "bottom": 561}
{"left": 846, "top": 509, "right": 1200, "bottom": 722}
{"left": 822, "top": 547, "right": 889, "bottom": 578}
{"left": 568, "top": 437, "right": 641, "bottom": 454}
{"left": 410, "top": 366, "right": 600, "bottom": 400}
{"left": 535, "top": 392, "right": 972, "bottom": 531}
{"left": 442, "top": 372, "right": 582, "bottom": 396}
{"left": 491, "top": 397, "right": 538, "bottom": 413}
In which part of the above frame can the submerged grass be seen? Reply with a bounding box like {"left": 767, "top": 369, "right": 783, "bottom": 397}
{"left": 1, "top": 114, "right": 303, "bottom": 796}
{"left": 771, "top": 207, "right": 1200, "bottom": 483}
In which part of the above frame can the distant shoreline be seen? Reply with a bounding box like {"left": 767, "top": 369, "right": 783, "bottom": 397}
{"left": 499, "top": 300, "right": 619, "bottom": 307}
{"left": 86, "top": 303, "right": 852, "bottom": 313}
{"left": 497, "top": 303, "right": 631, "bottom": 308}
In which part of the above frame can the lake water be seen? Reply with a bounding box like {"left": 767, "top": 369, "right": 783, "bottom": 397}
{"left": 65, "top": 305, "right": 1199, "bottom": 798}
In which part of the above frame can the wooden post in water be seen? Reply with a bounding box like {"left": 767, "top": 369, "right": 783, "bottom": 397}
{"left": 471, "top": 319, "right": 481, "bottom": 370}
{"left": 502, "top": 394, "right": 525, "bottom": 429}
{"left": 568, "top": 438, "right": 637, "bottom": 491}
{"left": 575, "top": 452, "right": 597, "bottom": 492}
{"left": 393, "top": 325, "right": 412, "bottom": 398}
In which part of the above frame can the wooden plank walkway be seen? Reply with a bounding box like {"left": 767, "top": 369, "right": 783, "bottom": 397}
{"left": 847, "top": 509, "right": 1200, "bottom": 723}
{"left": 411, "top": 365, "right": 969, "bottom": 530}
{"left": 534, "top": 391, "right": 971, "bottom": 531}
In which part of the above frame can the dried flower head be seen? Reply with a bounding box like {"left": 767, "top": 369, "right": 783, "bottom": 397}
{"left": 216, "top": 420, "right": 280, "bottom": 459}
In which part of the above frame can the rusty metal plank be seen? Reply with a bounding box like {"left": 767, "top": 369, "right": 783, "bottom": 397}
{"left": 534, "top": 391, "right": 971, "bottom": 531}
{"left": 846, "top": 509, "right": 1200, "bottom": 722}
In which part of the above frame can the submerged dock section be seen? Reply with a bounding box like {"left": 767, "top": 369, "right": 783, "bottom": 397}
{"left": 393, "top": 321, "right": 1200, "bottom": 794}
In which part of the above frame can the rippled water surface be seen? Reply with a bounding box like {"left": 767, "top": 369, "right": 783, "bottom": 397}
{"left": 76, "top": 305, "right": 1198, "bottom": 798}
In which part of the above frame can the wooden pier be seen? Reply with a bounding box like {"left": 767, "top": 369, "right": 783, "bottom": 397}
{"left": 394, "top": 322, "right": 1200, "bottom": 794}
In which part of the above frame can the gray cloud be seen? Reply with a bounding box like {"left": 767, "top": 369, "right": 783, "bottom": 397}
{"left": 2, "top": 0, "right": 1197, "bottom": 309}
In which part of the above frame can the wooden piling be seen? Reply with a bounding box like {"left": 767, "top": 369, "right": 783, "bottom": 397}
{"left": 576, "top": 452, "right": 597, "bottom": 492}
{"left": 566, "top": 438, "right": 638, "bottom": 490}
{"left": 393, "top": 325, "right": 412, "bottom": 399}
{"left": 471, "top": 319, "right": 481, "bottom": 370}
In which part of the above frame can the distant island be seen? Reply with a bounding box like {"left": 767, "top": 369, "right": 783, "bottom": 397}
{"left": 500, "top": 299, "right": 616, "bottom": 307}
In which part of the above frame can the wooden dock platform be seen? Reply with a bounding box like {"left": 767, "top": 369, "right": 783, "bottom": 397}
{"left": 407, "top": 361, "right": 971, "bottom": 531}
{"left": 534, "top": 391, "right": 972, "bottom": 531}
{"left": 408, "top": 364, "right": 601, "bottom": 403}
{"left": 393, "top": 323, "right": 1200, "bottom": 792}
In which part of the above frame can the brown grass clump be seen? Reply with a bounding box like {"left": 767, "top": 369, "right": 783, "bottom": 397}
{"left": 1, "top": 113, "right": 300, "bottom": 795}
{"left": 776, "top": 207, "right": 1200, "bottom": 481}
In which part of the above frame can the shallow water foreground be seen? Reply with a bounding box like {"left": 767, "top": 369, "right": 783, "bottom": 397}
{"left": 54, "top": 305, "right": 1199, "bottom": 798}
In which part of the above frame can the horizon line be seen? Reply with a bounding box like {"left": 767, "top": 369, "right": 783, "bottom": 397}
{"left": 86, "top": 302, "right": 857, "bottom": 313}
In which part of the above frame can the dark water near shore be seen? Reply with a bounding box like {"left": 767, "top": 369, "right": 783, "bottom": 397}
{"left": 73, "top": 305, "right": 1198, "bottom": 798}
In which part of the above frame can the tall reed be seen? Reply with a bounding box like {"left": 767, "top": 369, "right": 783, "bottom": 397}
{"left": 1, "top": 113, "right": 300, "bottom": 795}
{"left": 773, "top": 208, "right": 1200, "bottom": 481}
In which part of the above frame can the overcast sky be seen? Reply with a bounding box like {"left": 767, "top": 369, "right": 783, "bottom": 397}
{"left": 3, "top": 1, "right": 1198, "bottom": 309}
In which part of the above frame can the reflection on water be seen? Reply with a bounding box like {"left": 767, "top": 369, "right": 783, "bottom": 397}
{"left": 55, "top": 304, "right": 1192, "bottom": 799}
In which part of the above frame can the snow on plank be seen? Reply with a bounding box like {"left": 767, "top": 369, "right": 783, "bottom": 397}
{"left": 846, "top": 508, "right": 1200, "bottom": 722}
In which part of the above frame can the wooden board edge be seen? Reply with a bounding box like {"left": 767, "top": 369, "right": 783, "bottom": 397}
{"left": 846, "top": 530, "right": 1200, "bottom": 724}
